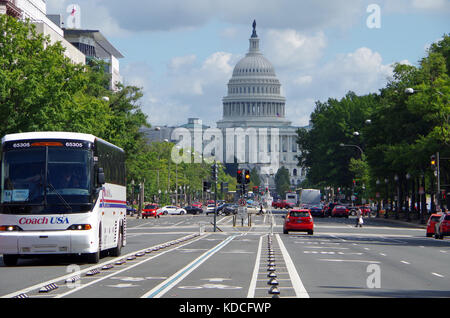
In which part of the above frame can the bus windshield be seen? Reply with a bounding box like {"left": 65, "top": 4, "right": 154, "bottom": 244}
{"left": 1, "top": 147, "right": 92, "bottom": 214}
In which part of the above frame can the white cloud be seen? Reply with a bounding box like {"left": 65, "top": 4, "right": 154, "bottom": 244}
{"left": 168, "top": 55, "right": 197, "bottom": 72}
{"left": 264, "top": 30, "right": 327, "bottom": 71}
{"left": 294, "top": 75, "right": 313, "bottom": 86}
{"left": 308, "top": 47, "right": 393, "bottom": 97}
{"left": 46, "top": 0, "right": 365, "bottom": 35}
{"left": 383, "top": 0, "right": 450, "bottom": 13}
{"left": 121, "top": 52, "right": 235, "bottom": 126}
{"left": 282, "top": 47, "right": 393, "bottom": 126}
{"left": 412, "top": 0, "right": 448, "bottom": 10}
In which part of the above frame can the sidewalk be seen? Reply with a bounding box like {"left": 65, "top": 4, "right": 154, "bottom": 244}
{"left": 367, "top": 214, "right": 427, "bottom": 229}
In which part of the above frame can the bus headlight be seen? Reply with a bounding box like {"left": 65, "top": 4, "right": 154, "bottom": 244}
{"left": 68, "top": 224, "right": 92, "bottom": 231}
{"left": 0, "top": 225, "right": 22, "bottom": 231}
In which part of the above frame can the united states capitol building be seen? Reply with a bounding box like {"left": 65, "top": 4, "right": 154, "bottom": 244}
{"left": 216, "top": 21, "right": 305, "bottom": 188}
{"left": 144, "top": 21, "right": 306, "bottom": 190}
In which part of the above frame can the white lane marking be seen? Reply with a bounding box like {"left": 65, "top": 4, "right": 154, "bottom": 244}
{"left": 141, "top": 235, "right": 237, "bottom": 298}
{"left": 319, "top": 259, "right": 381, "bottom": 264}
{"left": 275, "top": 234, "right": 310, "bottom": 298}
{"left": 55, "top": 235, "right": 207, "bottom": 298}
{"left": 247, "top": 234, "right": 263, "bottom": 298}
{"left": 401, "top": 261, "right": 410, "bottom": 265}
{"left": 431, "top": 272, "right": 444, "bottom": 278}
{"left": 1, "top": 234, "right": 203, "bottom": 298}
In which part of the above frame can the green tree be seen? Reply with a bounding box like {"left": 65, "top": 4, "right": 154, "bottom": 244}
{"left": 275, "top": 166, "right": 291, "bottom": 198}
{"left": 250, "top": 167, "right": 261, "bottom": 187}
{"left": 0, "top": 15, "right": 151, "bottom": 195}
{"left": 0, "top": 15, "right": 111, "bottom": 137}
{"left": 296, "top": 92, "right": 376, "bottom": 188}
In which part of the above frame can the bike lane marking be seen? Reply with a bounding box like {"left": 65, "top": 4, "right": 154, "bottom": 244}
{"left": 247, "top": 234, "right": 263, "bottom": 298}
{"left": 275, "top": 234, "right": 310, "bottom": 298}
{"left": 141, "top": 234, "right": 237, "bottom": 298}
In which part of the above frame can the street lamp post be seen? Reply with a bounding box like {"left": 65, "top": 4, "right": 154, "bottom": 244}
{"left": 406, "top": 173, "right": 411, "bottom": 221}
{"left": 376, "top": 179, "right": 381, "bottom": 218}
{"left": 384, "top": 178, "right": 389, "bottom": 219}
{"left": 339, "top": 143, "right": 364, "bottom": 157}
{"left": 394, "top": 174, "right": 399, "bottom": 220}
{"left": 420, "top": 173, "right": 426, "bottom": 224}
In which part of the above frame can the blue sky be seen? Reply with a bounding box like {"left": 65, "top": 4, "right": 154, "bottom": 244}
{"left": 46, "top": 0, "right": 450, "bottom": 128}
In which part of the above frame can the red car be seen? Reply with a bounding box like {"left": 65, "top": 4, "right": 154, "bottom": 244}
{"left": 272, "top": 200, "right": 295, "bottom": 209}
{"left": 356, "top": 205, "right": 371, "bottom": 216}
{"left": 283, "top": 209, "right": 314, "bottom": 235}
{"left": 332, "top": 205, "right": 349, "bottom": 218}
{"left": 192, "top": 202, "right": 203, "bottom": 209}
{"left": 142, "top": 204, "right": 160, "bottom": 218}
{"left": 426, "top": 213, "right": 442, "bottom": 237}
{"left": 434, "top": 213, "right": 450, "bottom": 239}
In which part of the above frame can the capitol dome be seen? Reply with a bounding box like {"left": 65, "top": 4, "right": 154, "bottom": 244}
{"left": 232, "top": 53, "right": 276, "bottom": 77}
{"left": 218, "top": 20, "right": 289, "bottom": 128}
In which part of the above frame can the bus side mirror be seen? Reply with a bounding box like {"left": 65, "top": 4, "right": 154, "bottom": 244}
{"left": 98, "top": 168, "right": 105, "bottom": 185}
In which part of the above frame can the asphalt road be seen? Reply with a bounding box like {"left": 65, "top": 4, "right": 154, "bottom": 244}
{"left": 1, "top": 212, "right": 449, "bottom": 299}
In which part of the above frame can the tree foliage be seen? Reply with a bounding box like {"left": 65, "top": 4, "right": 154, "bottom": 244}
{"left": 275, "top": 166, "right": 291, "bottom": 198}
{"left": 297, "top": 34, "right": 450, "bottom": 206}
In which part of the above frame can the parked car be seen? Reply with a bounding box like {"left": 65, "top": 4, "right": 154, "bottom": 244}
{"left": 426, "top": 213, "right": 442, "bottom": 237}
{"left": 323, "top": 202, "right": 338, "bottom": 217}
{"left": 157, "top": 205, "right": 187, "bottom": 215}
{"left": 283, "top": 209, "right": 314, "bottom": 235}
{"left": 434, "top": 213, "right": 450, "bottom": 239}
{"left": 206, "top": 204, "right": 217, "bottom": 215}
{"left": 272, "top": 200, "right": 294, "bottom": 209}
{"left": 216, "top": 203, "right": 232, "bottom": 214}
{"left": 350, "top": 205, "right": 372, "bottom": 217}
{"left": 183, "top": 205, "right": 203, "bottom": 215}
{"left": 142, "top": 204, "right": 160, "bottom": 218}
{"left": 192, "top": 202, "right": 203, "bottom": 209}
{"left": 310, "top": 205, "right": 325, "bottom": 217}
{"left": 331, "top": 205, "right": 349, "bottom": 218}
{"left": 223, "top": 204, "right": 238, "bottom": 215}
{"left": 126, "top": 205, "right": 137, "bottom": 216}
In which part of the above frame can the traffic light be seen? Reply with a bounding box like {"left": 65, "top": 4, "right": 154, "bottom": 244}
{"left": 203, "top": 181, "right": 211, "bottom": 192}
{"left": 245, "top": 170, "right": 251, "bottom": 184}
{"left": 431, "top": 154, "right": 437, "bottom": 170}
{"left": 237, "top": 170, "right": 243, "bottom": 184}
{"left": 211, "top": 163, "right": 218, "bottom": 181}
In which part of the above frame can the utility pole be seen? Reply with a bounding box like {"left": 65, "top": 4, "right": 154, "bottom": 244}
{"left": 211, "top": 161, "right": 218, "bottom": 232}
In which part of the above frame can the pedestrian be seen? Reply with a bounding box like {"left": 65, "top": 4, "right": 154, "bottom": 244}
{"left": 355, "top": 208, "right": 363, "bottom": 227}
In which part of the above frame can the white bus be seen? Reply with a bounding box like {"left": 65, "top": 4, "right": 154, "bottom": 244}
{"left": 0, "top": 132, "right": 127, "bottom": 266}
{"left": 285, "top": 192, "right": 298, "bottom": 206}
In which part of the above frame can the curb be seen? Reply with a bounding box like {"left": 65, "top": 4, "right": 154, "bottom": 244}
{"left": 370, "top": 216, "right": 427, "bottom": 229}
